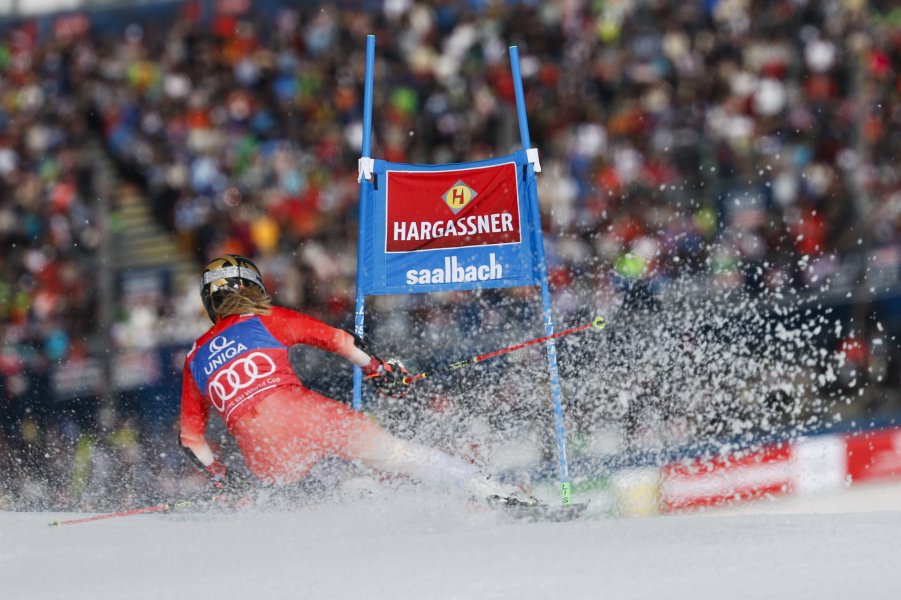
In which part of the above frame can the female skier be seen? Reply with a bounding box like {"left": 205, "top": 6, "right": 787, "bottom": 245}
{"left": 179, "top": 254, "right": 533, "bottom": 507}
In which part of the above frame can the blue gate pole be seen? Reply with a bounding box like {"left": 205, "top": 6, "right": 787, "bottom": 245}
{"left": 509, "top": 46, "right": 572, "bottom": 505}
{"left": 353, "top": 34, "right": 376, "bottom": 411}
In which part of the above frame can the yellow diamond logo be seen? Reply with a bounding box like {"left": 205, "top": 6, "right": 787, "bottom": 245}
{"left": 442, "top": 181, "right": 477, "bottom": 214}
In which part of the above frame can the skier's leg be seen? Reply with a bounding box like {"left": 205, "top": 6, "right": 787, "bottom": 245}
{"left": 235, "top": 387, "right": 529, "bottom": 502}
{"left": 345, "top": 423, "right": 524, "bottom": 501}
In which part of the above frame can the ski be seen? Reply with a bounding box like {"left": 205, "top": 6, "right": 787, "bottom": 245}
{"left": 495, "top": 501, "right": 590, "bottom": 523}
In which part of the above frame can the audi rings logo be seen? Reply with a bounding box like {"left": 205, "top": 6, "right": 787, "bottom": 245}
{"left": 207, "top": 352, "right": 277, "bottom": 411}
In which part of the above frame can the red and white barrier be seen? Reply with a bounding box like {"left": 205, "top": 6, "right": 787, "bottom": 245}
{"left": 611, "top": 426, "right": 901, "bottom": 516}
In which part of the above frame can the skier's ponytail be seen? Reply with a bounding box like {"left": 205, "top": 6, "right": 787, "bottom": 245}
{"left": 212, "top": 285, "right": 273, "bottom": 319}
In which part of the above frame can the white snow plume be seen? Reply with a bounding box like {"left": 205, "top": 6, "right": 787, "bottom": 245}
{"left": 361, "top": 275, "right": 848, "bottom": 488}
{"left": 2, "top": 274, "right": 850, "bottom": 514}
{"left": 557, "top": 275, "right": 847, "bottom": 467}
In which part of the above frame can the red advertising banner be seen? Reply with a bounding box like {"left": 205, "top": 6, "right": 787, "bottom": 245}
{"left": 660, "top": 443, "right": 793, "bottom": 511}
{"left": 385, "top": 162, "right": 521, "bottom": 252}
{"left": 846, "top": 428, "right": 901, "bottom": 484}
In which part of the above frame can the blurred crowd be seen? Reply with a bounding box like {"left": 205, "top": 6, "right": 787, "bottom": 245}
{"left": 3, "top": 0, "right": 901, "bottom": 510}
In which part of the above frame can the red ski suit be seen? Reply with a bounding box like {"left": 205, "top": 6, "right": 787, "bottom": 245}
{"left": 179, "top": 306, "right": 379, "bottom": 484}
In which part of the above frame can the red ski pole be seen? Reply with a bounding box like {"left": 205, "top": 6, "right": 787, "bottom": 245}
{"left": 49, "top": 500, "right": 193, "bottom": 527}
{"left": 402, "top": 315, "right": 606, "bottom": 385}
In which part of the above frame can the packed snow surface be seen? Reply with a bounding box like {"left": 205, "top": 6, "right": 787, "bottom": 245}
{"left": 4, "top": 484, "right": 901, "bottom": 600}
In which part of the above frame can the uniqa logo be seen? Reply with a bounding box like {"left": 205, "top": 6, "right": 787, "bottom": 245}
{"left": 204, "top": 335, "right": 249, "bottom": 375}
{"left": 207, "top": 352, "right": 277, "bottom": 412}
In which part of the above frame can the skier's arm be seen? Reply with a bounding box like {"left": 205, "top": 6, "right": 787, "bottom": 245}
{"left": 266, "top": 307, "right": 375, "bottom": 369}
{"left": 267, "top": 307, "right": 408, "bottom": 395}
{"left": 178, "top": 367, "right": 220, "bottom": 474}
{"left": 179, "top": 370, "right": 245, "bottom": 490}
